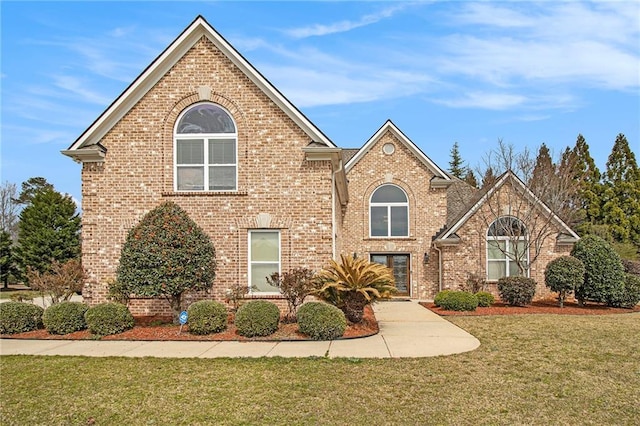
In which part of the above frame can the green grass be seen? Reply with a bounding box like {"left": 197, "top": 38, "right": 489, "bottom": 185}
{"left": 1, "top": 313, "right": 638, "bottom": 425}
{"left": 0, "top": 290, "right": 39, "bottom": 300}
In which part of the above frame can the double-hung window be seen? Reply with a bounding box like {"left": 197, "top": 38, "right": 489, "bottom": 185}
{"left": 370, "top": 184, "right": 409, "bottom": 237}
{"left": 174, "top": 103, "right": 237, "bottom": 191}
{"left": 487, "top": 217, "right": 529, "bottom": 280}
{"left": 249, "top": 231, "right": 280, "bottom": 293}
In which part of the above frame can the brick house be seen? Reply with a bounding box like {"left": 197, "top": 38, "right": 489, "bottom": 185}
{"left": 63, "top": 16, "right": 579, "bottom": 315}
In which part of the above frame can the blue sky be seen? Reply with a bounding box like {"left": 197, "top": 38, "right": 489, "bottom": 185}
{"left": 1, "top": 1, "right": 638, "bottom": 205}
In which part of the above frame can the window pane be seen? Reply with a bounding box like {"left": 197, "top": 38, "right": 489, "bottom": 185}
{"left": 509, "top": 261, "right": 525, "bottom": 277}
{"left": 371, "top": 185, "right": 407, "bottom": 203}
{"left": 251, "top": 263, "right": 280, "bottom": 292}
{"left": 371, "top": 206, "right": 388, "bottom": 236}
{"left": 371, "top": 255, "right": 388, "bottom": 266}
{"left": 209, "top": 166, "right": 236, "bottom": 191}
{"left": 177, "top": 104, "right": 235, "bottom": 133}
{"left": 176, "top": 140, "right": 204, "bottom": 164}
{"left": 390, "top": 206, "right": 408, "bottom": 236}
{"left": 488, "top": 261, "right": 506, "bottom": 280}
{"left": 487, "top": 240, "right": 506, "bottom": 259}
{"left": 209, "top": 139, "right": 236, "bottom": 164}
{"left": 251, "top": 232, "right": 279, "bottom": 261}
{"left": 177, "top": 167, "right": 204, "bottom": 190}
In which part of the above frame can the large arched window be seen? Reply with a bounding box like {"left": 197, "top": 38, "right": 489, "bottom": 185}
{"left": 174, "top": 103, "right": 237, "bottom": 191}
{"left": 370, "top": 184, "right": 409, "bottom": 237}
{"left": 487, "top": 216, "right": 529, "bottom": 280}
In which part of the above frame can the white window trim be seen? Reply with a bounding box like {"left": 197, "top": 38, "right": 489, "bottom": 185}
{"left": 248, "top": 230, "right": 281, "bottom": 295}
{"left": 486, "top": 235, "right": 530, "bottom": 281}
{"left": 369, "top": 184, "right": 409, "bottom": 238}
{"left": 173, "top": 103, "right": 238, "bottom": 192}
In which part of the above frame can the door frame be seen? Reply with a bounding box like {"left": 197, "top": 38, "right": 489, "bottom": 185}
{"left": 370, "top": 253, "right": 411, "bottom": 297}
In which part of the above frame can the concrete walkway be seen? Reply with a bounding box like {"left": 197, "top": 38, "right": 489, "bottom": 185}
{"left": 0, "top": 301, "right": 479, "bottom": 358}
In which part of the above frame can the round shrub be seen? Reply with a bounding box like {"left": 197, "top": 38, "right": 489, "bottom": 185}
{"left": 234, "top": 300, "right": 280, "bottom": 337}
{"left": 571, "top": 235, "right": 625, "bottom": 306}
{"left": 43, "top": 302, "right": 88, "bottom": 335}
{"left": 84, "top": 303, "right": 134, "bottom": 336}
{"left": 297, "top": 302, "right": 347, "bottom": 340}
{"left": 475, "top": 291, "right": 495, "bottom": 307}
{"left": 0, "top": 302, "right": 44, "bottom": 334}
{"left": 433, "top": 290, "right": 452, "bottom": 307}
{"left": 187, "top": 300, "right": 228, "bottom": 335}
{"left": 438, "top": 291, "right": 478, "bottom": 311}
{"left": 497, "top": 277, "right": 536, "bottom": 306}
{"left": 544, "top": 256, "right": 585, "bottom": 307}
{"left": 610, "top": 273, "right": 640, "bottom": 309}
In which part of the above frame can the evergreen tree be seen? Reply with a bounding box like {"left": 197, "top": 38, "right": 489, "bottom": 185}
{"left": 15, "top": 188, "right": 81, "bottom": 281}
{"left": 481, "top": 167, "right": 497, "bottom": 189}
{"left": 117, "top": 202, "right": 216, "bottom": 322}
{"left": 571, "top": 135, "right": 602, "bottom": 235}
{"left": 0, "top": 231, "right": 15, "bottom": 289}
{"left": 602, "top": 134, "right": 640, "bottom": 247}
{"left": 14, "top": 177, "right": 54, "bottom": 206}
{"left": 448, "top": 142, "right": 466, "bottom": 179}
{"left": 530, "top": 143, "right": 554, "bottom": 196}
{"left": 463, "top": 169, "right": 479, "bottom": 188}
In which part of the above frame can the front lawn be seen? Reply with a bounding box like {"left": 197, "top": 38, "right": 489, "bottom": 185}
{"left": 1, "top": 313, "right": 638, "bottom": 425}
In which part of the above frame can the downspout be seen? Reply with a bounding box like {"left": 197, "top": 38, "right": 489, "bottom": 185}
{"left": 434, "top": 243, "right": 443, "bottom": 293}
{"left": 331, "top": 157, "right": 343, "bottom": 260}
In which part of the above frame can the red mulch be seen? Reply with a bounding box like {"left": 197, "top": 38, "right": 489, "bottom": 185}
{"left": 2, "top": 305, "right": 378, "bottom": 341}
{"left": 421, "top": 299, "right": 640, "bottom": 316}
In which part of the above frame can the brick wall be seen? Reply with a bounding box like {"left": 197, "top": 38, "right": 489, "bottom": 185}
{"left": 80, "top": 37, "right": 334, "bottom": 315}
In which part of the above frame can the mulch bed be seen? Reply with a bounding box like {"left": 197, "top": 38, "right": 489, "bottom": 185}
{"left": 2, "top": 305, "right": 378, "bottom": 341}
{"left": 421, "top": 299, "right": 640, "bottom": 316}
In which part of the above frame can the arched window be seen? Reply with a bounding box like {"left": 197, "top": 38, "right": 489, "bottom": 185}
{"left": 174, "top": 103, "right": 237, "bottom": 191}
{"left": 487, "top": 216, "right": 529, "bottom": 280}
{"left": 370, "top": 184, "right": 408, "bottom": 237}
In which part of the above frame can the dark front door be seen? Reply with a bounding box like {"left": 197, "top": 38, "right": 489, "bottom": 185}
{"left": 371, "top": 254, "right": 410, "bottom": 296}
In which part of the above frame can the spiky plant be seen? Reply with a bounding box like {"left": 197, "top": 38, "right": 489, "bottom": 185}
{"left": 314, "top": 254, "right": 396, "bottom": 323}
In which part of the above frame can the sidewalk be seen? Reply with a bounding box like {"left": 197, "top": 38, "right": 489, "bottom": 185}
{"left": 0, "top": 300, "right": 480, "bottom": 358}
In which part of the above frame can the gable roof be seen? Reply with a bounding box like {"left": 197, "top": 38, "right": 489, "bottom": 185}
{"left": 435, "top": 170, "right": 580, "bottom": 242}
{"left": 64, "top": 15, "right": 335, "bottom": 157}
{"left": 344, "top": 120, "right": 450, "bottom": 181}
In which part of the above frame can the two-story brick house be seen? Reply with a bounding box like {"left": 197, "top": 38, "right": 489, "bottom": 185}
{"left": 63, "top": 16, "right": 578, "bottom": 315}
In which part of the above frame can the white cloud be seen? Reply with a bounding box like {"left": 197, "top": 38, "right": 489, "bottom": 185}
{"left": 433, "top": 92, "right": 527, "bottom": 110}
{"left": 52, "top": 75, "right": 112, "bottom": 105}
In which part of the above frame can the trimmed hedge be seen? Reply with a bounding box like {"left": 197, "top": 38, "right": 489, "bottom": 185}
{"left": 43, "top": 302, "right": 88, "bottom": 335}
{"left": 498, "top": 277, "right": 536, "bottom": 306}
{"left": 438, "top": 291, "right": 478, "bottom": 311}
{"left": 187, "top": 300, "right": 228, "bottom": 335}
{"left": 0, "top": 302, "right": 44, "bottom": 334}
{"left": 297, "top": 302, "right": 346, "bottom": 340}
{"left": 84, "top": 303, "right": 134, "bottom": 336}
{"left": 475, "top": 291, "right": 495, "bottom": 307}
{"left": 433, "top": 290, "right": 452, "bottom": 307}
{"left": 234, "top": 300, "right": 280, "bottom": 337}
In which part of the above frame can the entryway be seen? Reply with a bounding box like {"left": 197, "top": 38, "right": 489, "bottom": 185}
{"left": 371, "top": 254, "right": 410, "bottom": 296}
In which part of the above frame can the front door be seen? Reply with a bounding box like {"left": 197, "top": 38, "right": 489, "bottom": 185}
{"left": 371, "top": 254, "right": 410, "bottom": 296}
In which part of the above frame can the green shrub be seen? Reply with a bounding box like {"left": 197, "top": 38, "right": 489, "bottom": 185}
{"left": 571, "top": 235, "right": 625, "bottom": 306}
{"left": 297, "top": 302, "right": 346, "bottom": 340}
{"left": 234, "top": 300, "right": 280, "bottom": 337}
{"left": 433, "top": 290, "right": 452, "bottom": 307}
{"left": 187, "top": 300, "right": 227, "bottom": 335}
{"left": 497, "top": 277, "right": 536, "bottom": 306}
{"left": 544, "top": 256, "right": 585, "bottom": 307}
{"left": 0, "top": 302, "right": 44, "bottom": 334}
{"left": 438, "top": 291, "right": 478, "bottom": 311}
{"left": 475, "top": 291, "right": 495, "bottom": 307}
{"left": 84, "top": 303, "right": 134, "bottom": 336}
{"left": 609, "top": 274, "right": 640, "bottom": 308}
{"left": 43, "top": 301, "right": 88, "bottom": 335}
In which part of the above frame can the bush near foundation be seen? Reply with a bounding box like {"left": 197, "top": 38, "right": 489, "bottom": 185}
{"left": 297, "top": 302, "right": 346, "bottom": 340}
{"left": 544, "top": 256, "right": 585, "bottom": 308}
{"left": 475, "top": 291, "right": 495, "bottom": 307}
{"left": 187, "top": 300, "right": 227, "bottom": 335}
{"left": 437, "top": 291, "right": 478, "bottom": 311}
{"left": 43, "top": 301, "right": 88, "bottom": 335}
{"left": 498, "top": 277, "right": 536, "bottom": 306}
{"left": 84, "top": 303, "right": 134, "bottom": 336}
{"left": 433, "top": 290, "right": 452, "bottom": 307}
{"left": 0, "top": 302, "right": 44, "bottom": 334}
{"left": 234, "top": 300, "right": 280, "bottom": 337}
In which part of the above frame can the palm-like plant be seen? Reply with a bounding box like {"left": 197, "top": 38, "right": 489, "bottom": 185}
{"left": 314, "top": 254, "right": 396, "bottom": 323}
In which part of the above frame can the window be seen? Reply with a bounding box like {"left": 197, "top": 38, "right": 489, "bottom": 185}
{"left": 487, "top": 217, "right": 529, "bottom": 280}
{"left": 249, "top": 231, "right": 280, "bottom": 293}
{"left": 370, "top": 184, "right": 408, "bottom": 237}
{"left": 174, "top": 103, "right": 237, "bottom": 191}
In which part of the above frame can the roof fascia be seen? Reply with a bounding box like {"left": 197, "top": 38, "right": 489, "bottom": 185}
{"left": 67, "top": 16, "right": 335, "bottom": 152}
{"left": 345, "top": 120, "right": 449, "bottom": 180}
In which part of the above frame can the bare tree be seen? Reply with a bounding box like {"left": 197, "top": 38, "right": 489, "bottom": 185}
{"left": 0, "top": 182, "right": 19, "bottom": 240}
